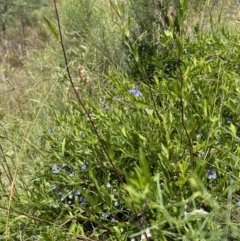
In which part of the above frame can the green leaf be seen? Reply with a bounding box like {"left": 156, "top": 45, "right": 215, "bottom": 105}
{"left": 175, "top": 176, "right": 188, "bottom": 187}
{"left": 229, "top": 123, "right": 237, "bottom": 136}
{"left": 69, "top": 220, "right": 77, "bottom": 233}
{"left": 43, "top": 17, "right": 59, "bottom": 41}
{"left": 180, "top": 0, "right": 187, "bottom": 13}
{"left": 177, "top": 36, "right": 183, "bottom": 56}
{"left": 154, "top": 173, "right": 163, "bottom": 205}
{"left": 203, "top": 100, "right": 208, "bottom": 118}
{"left": 139, "top": 149, "right": 151, "bottom": 184}
{"left": 179, "top": 161, "right": 188, "bottom": 175}
{"left": 88, "top": 164, "right": 100, "bottom": 191}
{"left": 61, "top": 138, "right": 66, "bottom": 156}
{"left": 161, "top": 143, "right": 169, "bottom": 160}
{"left": 132, "top": 45, "right": 139, "bottom": 63}
{"left": 173, "top": 81, "right": 181, "bottom": 96}
{"left": 10, "top": 215, "right": 27, "bottom": 224}
{"left": 124, "top": 41, "right": 132, "bottom": 53}
{"left": 164, "top": 29, "right": 173, "bottom": 39}
{"left": 0, "top": 113, "right": 4, "bottom": 120}
{"left": 124, "top": 18, "right": 131, "bottom": 38}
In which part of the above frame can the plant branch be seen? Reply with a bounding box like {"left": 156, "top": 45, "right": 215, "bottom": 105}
{"left": 177, "top": 57, "right": 194, "bottom": 169}
{"left": 53, "top": 0, "right": 124, "bottom": 185}
{"left": 0, "top": 205, "right": 53, "bottom": 224}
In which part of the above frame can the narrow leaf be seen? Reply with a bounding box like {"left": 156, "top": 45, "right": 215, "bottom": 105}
{"left": 61, "top": 138, "right": 66, "bottom": 156}
{"left": 173, "top": 81, "right": 181, "bottom": 96}
{"left": 133, "top": 45, "right": 139, "bottom": 63}
{"left": 139, "top": 149, "right": 151, "bottom": 183}
{"left": 229, "top": 123, "right": 237, "bottom": 136}
{"left": 43, "top": 17, "right": 59, "bottom": 41}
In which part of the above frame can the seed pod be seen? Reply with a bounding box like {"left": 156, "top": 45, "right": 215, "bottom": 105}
{"left": 78, "top": 65, "right": 90, "bottom": 85}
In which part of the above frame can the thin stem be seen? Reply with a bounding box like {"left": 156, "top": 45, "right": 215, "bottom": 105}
{"left": 53, "top": 2, "right": 148, "bottom": 240}
{"left": 53, "top": 0, "right": 123, "bottom": 184}
{"left": 0, "top": 205, "right": 53, "bottom": 224}
{"left": 177, "top": 57, "right": 194, "bottom": 169}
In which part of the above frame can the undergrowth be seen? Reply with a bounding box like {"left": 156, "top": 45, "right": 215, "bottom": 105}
{"left": 1, "top": 0, "right": 240, "bottom": 240}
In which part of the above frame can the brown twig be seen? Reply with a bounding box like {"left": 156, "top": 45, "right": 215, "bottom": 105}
{"left": 53, "top": 0, "right": 123, "bottom": 184}
{"left": 177, "top": 57, "right": 194, "bottom": 169}
{"left": 0, "top": 205, "right": 53, "bottom": 224}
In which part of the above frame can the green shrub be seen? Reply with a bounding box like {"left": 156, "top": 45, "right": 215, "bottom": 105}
{"left": 2, "top": 0, "right": 240, "bottom": 240}
{"left": 6, "top": 23, "right": 240, "bottom": 240}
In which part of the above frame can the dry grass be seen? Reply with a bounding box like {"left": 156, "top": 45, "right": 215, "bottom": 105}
{"left": 0, "top": 0, "right": 239, "bottom": 119}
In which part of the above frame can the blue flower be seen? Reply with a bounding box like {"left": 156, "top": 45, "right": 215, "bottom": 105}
{"left": 198, "top": 150, "right": 205, "bottom": 157}
{"left": 111, "top": 217, "right": 116, "bottom": 222}
{"left": 237, "top": 200, "right": 240, "bottom": 206}
{"left": 48, "top": 129, "right": 54, "bottom": 134}
{"left": 218, "top": 142, "right": 223, "bottom": 146}
{"left": 182, "top": 211, "right": 187, "bottom": 217}
{"left": 102, "top": 213, "right": 109, "bottom": 218}
{"left": 81, "top": 164, "right": 87, "bottom": 171}
{"left": 208, "top": 170, "right": 217, "bottom": 180}
{"left": 226, "top": 117, "right": 231, "bottom": 124}
{"left": 75, "top": 190, "right": 81, "bottom": 196}
{"left": 62, "top": 163, "right": 72, "bottom": 173}
{"left": 99, "top": 98, "right": 110, "bottom": 109}
{"left": 52, "top": 165, "right": 60, "bottom": 174}
{"left": 19, "top": 224, "right": 25, "bottom": 232}
{"left": 50, "top": 144, "right": 56, "bottom": 149}
{"left": 50, "top": 201, "right": 57, "bottom": 208}
{"left": 196, "top": 133, "right": 202, "bottom": 139}
{"left": 79, "top": 197, "right": 87, "bottom": 205}
{"left": 52, "top": 185, "right": 58, "bottom": 192}
{"left": 79, "top": 131, "right": 85, "bottom": 137}
{"left": 129, "top": 89, "right": 142, "bottom": 97}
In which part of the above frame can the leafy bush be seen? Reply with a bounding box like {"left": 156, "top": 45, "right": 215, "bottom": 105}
{"left": 2, "top": 0, "right": 240, "bottom": 240}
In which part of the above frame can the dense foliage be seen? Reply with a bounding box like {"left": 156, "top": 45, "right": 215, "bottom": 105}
{"left": 1, "top": 0, "right": 240, "bottom": 240}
